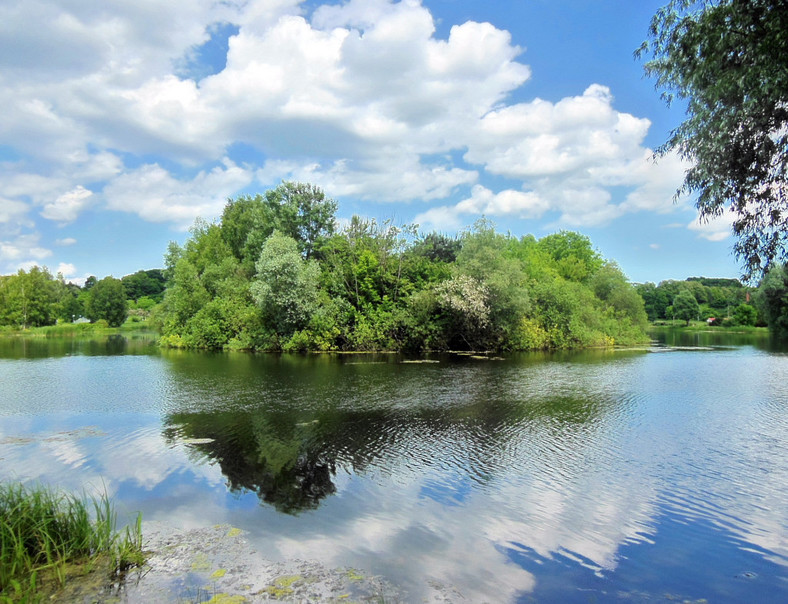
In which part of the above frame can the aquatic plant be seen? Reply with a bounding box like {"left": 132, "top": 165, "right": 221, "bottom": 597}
{"left": 0, "top": 482, "right": 144, "bottom": 602}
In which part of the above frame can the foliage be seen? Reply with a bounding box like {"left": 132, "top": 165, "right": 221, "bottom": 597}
{"left": 251, "top": 231, "right": 320, "bottom": 338}
{"left": 148, "top": 184, "right": 651, "bottom": 352}
{"left": 0, "top": 267, "right": 59, "bottom": 328}
{"left": 636, "top": 277, "right": 748, "bottom": 321}
{"left": 120, "top": 269, "right": 166, "bottom": 302}
{"left": 732, "top": 303, "right": 758, "bottom": 327}
{"left": 0, "top": 483, "right": 143, "bottom": 602}
{"left": 85, "top": 277, "right": 128, "bottom": 327}
{"left": 673, "top": 289, "right": 700, "bottom": 326}
{"left": 221, "top": 181, "right": 337, "bottom": 274}
{"left": 536, "top": 230, "right": 603, "bottom": 282}
{"left": 639, "top": 0, "right": 788, "bottom": 277}
{"left": 756, "top": 263, "right": 788, "bottom": 338}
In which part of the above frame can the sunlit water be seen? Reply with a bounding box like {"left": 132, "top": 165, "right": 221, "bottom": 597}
{"left": 1, "top": 331, "right": 787, "bottom": 602}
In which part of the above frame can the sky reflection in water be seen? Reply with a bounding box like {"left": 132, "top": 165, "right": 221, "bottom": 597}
{"left": 0, "top": 335, "right": 787, "bottom": 602}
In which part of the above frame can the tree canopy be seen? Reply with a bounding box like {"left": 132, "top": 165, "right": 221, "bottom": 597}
{"left": 639, "top": 0, "right": 788, "bottom": 278}
{"left": 85, "top": 277, "right": 128, "bottom": 327}
{"left": 156, "top": 183, "right": 649, "bottom": 352}
{"left": 673, "top": 289, "right": 700, "bottom": 325}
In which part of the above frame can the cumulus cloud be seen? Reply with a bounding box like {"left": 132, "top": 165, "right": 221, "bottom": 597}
{"left": 40, "top": 186, "right": 94, "bottom": 223}
{"left": 55, "top": 237, "right": 77, "bottom": 246}
{"left": 0, "top": 198, "right": 29, "bottom": 224}
{"left": 0, "top": 0, "right": 690, "bottom": 271}
{"left": 688, "top": 209, "right": 734, "bottom": 242}
{"left": 55, "top": 262, "right": 77, "bottom": 277}
{"left": 0, "top": 233, "right": 52, "bottom": 273}
{"left": 104, "top": 159, "right": 254, "bottom": 229}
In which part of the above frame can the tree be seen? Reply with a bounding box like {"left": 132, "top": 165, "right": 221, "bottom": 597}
{"left": 121, "top": 269, "right": 166, "bottom": 302}
{"left": 0, "top": 267, "right": 59, "bottom": 328}
{"left": 265, "top": 182, "right": 338, "bottom": 260}
{"left": 639, "top": 0, "right": 788, "bottom": 277}
{"left": 221, "top": 182, "right": 337, "bottom": 272}
{"left": 756, "top": 263, "right": 788, "bottom": 337}
{"left": 536, "top": 230, "right": 603, "bottom": 282}
{"left": 85, "top": 277, "right": 128, "bottom": 327}
{"left": 636, "top": 282, "right": 671, "bottom": 321}
{"left": 456, "top": 219, "right": 530, "bottom": 346}
{"left": 673, "top": 289, "right": 700, "bottom": 326}
{"left": 251, "top": 231, "right": 320, "bottom": 337}
{"left": 732, "top": 303, "right": 757, "bottom": 326}
{"left": 433, "top": 274, "right": 492, "bottom": 350}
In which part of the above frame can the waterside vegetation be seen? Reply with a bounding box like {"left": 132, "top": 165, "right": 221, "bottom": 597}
{"left": 2, "top": 183, "right": 787, "bottom": 348}
{"left": 153, "top": 183, "right": 650, "bottom": 352}
{"left": 0, "top": 483, "right": 144, "bottom": 602}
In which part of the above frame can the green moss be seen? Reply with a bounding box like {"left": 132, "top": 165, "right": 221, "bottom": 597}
{"left": 346, "top": 569, "right": 364, "bottom": 581}
{"left": 205, "top": 593, "right": 247, "bottom": 604}
{"left": 190, "top": 552, "right": 211, "bottom": 572}
{"left": 261, "top": 574, "right": 303, "bottom": 599}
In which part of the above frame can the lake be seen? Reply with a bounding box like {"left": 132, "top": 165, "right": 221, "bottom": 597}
{"left": 1, "top": 331, "right": 787, "bottom": 602}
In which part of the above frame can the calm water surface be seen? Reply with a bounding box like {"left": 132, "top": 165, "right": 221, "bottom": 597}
{"left": 1, "top": 331, "right": 787, "bottom": 602}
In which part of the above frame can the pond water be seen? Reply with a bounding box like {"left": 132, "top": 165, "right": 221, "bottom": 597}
{"left": 1, "top": 331, "right": 787, "bottom": 602}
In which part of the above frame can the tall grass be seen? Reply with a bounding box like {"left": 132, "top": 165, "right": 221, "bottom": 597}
{"left": 0, "top": 483, "right": 144, "bottom": 602}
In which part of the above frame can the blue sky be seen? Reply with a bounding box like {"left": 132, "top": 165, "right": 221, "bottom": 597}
{"left": 0, "top": 0, "right": 742, "bottom": 285}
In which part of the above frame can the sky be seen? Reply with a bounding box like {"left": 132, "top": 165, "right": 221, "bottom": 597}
{"left": 0, "top": 0, "right": 743, "bottom": 285}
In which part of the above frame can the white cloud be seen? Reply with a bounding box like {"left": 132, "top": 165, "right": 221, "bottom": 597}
{"left": 40, "top": 186, "right": 94, "bottom": 223}
{"left": 258, "top": 155, "right": 477, "bottom": 202}
{"left": 103, "top": 159, "right": 253, "bottom": 229}
{"left": 413, "top": 205, "right": 465, "bottom": 232}
{"left": 0, "top": 0, "right": 688, "bottom": 249}
{"left": 55, "top": 262, "right": 77, "bottom": 277}
{"left": 55, "top": 237, "right": 77, "bottom": 246}
{"left": 0, "top": 233, "right": 52, "bottom": 274}
{"left": 688, "top": 210, "right": 734, "bottom": 242}
{"left": 414, "top": 184, "right": 551, "bottom": 230}
{"left": 620, "top": 149, "right": 690, "bottom": 213}
{"left": 0, "top": 198, "right": 29, "bottom": 224}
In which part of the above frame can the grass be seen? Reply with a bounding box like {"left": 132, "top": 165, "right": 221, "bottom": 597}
{"left": 0, "top": 319, "right": 154, "bottom": 339}
{"left": 650, "top": 320, "right": 769, "bottom": 333}
{"left": 0, "top": 483, "right": 144, "bottom": 602}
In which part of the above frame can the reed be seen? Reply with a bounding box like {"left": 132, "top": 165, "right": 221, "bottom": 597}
{"left": 0, "top": 483, "right": 144, "bottom": 602}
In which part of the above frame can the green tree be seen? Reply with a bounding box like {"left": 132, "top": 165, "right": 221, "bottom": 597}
{"left": 639, "top": 0, "right": 788, "bottom": 277}
{"left": 673, "top": 289, "right": 700, "bottom": 326}
{"left": 251, "top": 231, "right": 320, "bottom": 337}
{"left": 266, "top": 181, "right": 338, "bottom": 260}
{"left": 0, "top": 267, "right": 59, "bottom": 328}
{"left": 756, "top": 263, "right": 788, "bottom": 338}
{"left": 221, "top": 182, "right": 337, "bottom": 273}
{"left": 454, "top": 219, "right": 530, "bottom": 348}
{"left": 121, "top": 269, "right": 166, "bottom": 302}
{"left": 85, "top": 277, "right": 128, "bottom": 327}
{"left": 590, "top": 262, "right": 648, "bottom": 328}
{"left": 56, "top": 286, "right": 83, "bottom": 322}
{"left": 536, "top": 230, "right": 603, "bottom": 282}
{"left": 732, "top": 303, "right": 757, "bottom": 326}
{"left": 636, "top": 282, "right": 671, "bottom": 321}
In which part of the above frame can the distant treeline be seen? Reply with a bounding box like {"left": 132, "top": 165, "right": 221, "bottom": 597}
{"left": 5, "top": 183, "right": 785, "bottom": 347}
{"left": 0, "top": 268, "right": 165, "bottom": 328}
{"left": 636, "top": 270, "right": 788, "bottom": 335}
{"left": 635, "top": 279, "right": 750, "bottom": 322}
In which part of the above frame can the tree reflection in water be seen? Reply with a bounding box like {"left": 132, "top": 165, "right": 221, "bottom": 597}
{"left": 164, "top": 411, "right": 336, "bottom": 514}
